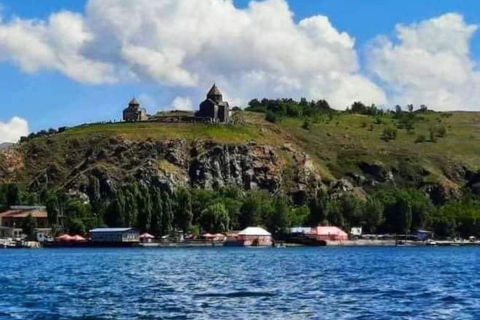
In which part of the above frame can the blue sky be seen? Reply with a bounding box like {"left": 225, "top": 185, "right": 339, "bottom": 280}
{"left": 1, "top": 0, "right": 480, "bottom": 140}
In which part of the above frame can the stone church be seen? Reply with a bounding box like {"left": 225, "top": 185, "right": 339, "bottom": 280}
{"left": 123, "top": 98, "right": 148, "bottom": 122}
{"left": 196, "top": 84, "right": 230, "bottom": 123}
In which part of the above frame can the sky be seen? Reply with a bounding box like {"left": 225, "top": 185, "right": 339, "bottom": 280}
{"left": 1, "top": 0, "right": 480, "bottom": 142}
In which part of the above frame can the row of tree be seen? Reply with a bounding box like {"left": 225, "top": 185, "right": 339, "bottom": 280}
{"left": 246, "top": 98, "right": 333, "bottom": 121}
{"left": 248, "top": 98, "right": 439, "bottom": 131}
{"left": 2, "top": 182, "right": 480, "bottom": 239}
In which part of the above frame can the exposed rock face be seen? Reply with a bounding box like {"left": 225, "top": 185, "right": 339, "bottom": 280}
{"left": 189, "top": 143, "right": 284, "bottom": 191}
{"left": 3, "top": 137, "right": 320, "bottom": 198}
{"left": 358, "top": 161, "right": 393, "bottom": 183}
{"left": 0, "top": 148, "right": 24, "bottom": 182}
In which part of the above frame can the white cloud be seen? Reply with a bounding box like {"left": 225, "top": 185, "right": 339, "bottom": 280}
{"left": 0, "top": 11, "right": 116, "bottom": 84}
{"left": 367, "top": 13, "right": 480, "bottom": 111}
{"left": 0, "top": 117, "right": 29, "bottom": 143}
{"left": 0, "top": 0, "right": 386, "bottom": 108}
{"left": 170, "top": 97, "right": 193, "bottom": 111}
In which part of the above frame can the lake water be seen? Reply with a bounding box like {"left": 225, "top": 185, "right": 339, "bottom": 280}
{"left": 1, "top": 247, "right": 480, "bottom": 320}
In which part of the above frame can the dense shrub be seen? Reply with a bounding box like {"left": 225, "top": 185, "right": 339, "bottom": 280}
{"left": 265, "top": 111, "right": 279, "bottom": 123}
{"left": 302, "top": 119, "right": 311, "bottom": 130}
{"left": 382, "top": 127, "right": 397, "bottom": 142}
{"left": 415, "top": 135, "right": 426, "bottom": 143}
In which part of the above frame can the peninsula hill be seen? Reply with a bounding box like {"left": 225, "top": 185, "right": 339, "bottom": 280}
{"left": 2, "top": 108, "right": 480, "bottom": 202}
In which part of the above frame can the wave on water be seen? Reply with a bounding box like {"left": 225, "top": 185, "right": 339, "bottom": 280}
{"left": 195, "top": 291, "right": 276, "bottom": 298}
{"left": 1, "top": 247, "right": 479, "bottom": 320}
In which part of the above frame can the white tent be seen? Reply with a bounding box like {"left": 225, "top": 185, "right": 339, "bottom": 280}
{"left": 238, "top": 227, "right": 271, "bottom": 236}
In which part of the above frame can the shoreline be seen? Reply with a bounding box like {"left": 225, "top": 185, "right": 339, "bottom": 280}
{"left": 4, "top": 239, "right": 479, "bottom": 249}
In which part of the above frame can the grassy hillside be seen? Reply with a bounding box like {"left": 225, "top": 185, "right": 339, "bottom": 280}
{"left": 278, "top": 111, "right": 480, "bottom": 183}
{"left": 61, "top": 111, "right": 480, "bottom": 163}
{"left": 6, "top": 110, "right": 480, "bottom": 193}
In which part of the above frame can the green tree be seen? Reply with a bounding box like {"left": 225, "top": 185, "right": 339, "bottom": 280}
{"left": 338, "top": 195, "right": 364, "bottom": 230}
{"left": 151, "top": 189, "right": 164, "bottom": 236}
{"left": 191, "top": 189, "right": 217, "bottom": 224}
{"left": 67, "top": 218, "right": 86, "bottom": 235}
{"left": 326, "top": 199, "right": 344, "bottom": 228}
{"left": 65, "top": 199, "right": 91, "bottom": 218}
{"left": 6, "top": 184, "right": 20, "bottom": 206}
{"left": 221, "top": 197, "right": 243, "bottom": 230}
{"left": 289, "top": 205, "right": 310, "bottom": 227}
{"left": 45, "top": 191, "right": 60, "bottom": 226}
{"left": 200, "top": 203, "right": 230, "bottom": 233}
{"left": 22, "top": 214, "right": 37, "bottom": 239}
{"left": 302, "top": 119, "right": 311, "bottom": 130}
{"left": 161, "top": 192, "right": 174, "bottom": 235}
{"left": 137, "top": 186, "right": 153, "bottom": 232}
{"left": 87, "top": 176, "right": 106, "bottom": 219}
{"left": 265, "top": 196, "right": 290, "bottom": 234}
{"left": 407, "top": 190, "right": 433, "bottom": 231}
{"left": 265, "top": 111, "right": 279, "bottom": 123}
{"left": 308, "top": 191, "right": 328, "bottom": 226}
{"left": 105, "top": 198, "right": 124, "bottom": 227}
{"left": 432, "top": 217, "right": 456, "bottom": 239}
{"left": 389, "top": 197, "right": 412, "bottom": 235}
{"left": 124, "top": 184, "right": 139, "bottom": 227}
{"left": 364, "top": 197, "right": 384, "bottom": 233}
{"left": 239, "top": 192, "right": 262, "bottom": 229}
{"left": 175, "top": 188, "right": 193, "bottom": 234}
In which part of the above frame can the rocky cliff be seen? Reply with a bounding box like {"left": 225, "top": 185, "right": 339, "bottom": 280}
{"left": 0, "top": 134, "right": 322, "bottom": 202}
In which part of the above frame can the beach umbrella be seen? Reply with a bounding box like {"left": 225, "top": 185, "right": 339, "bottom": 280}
{"left": 140, "top": 233, "right": 155, "bottom": 239}
{"left": 214, "top": 233, "right": 226, "bottom": 240}
{"left": 72, "top": 235, "right": 86, "bottom": 242}
{"left": 58, "top": 234, "right": 73, "bottom": 242}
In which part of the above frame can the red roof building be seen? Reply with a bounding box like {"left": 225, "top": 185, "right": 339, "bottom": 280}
{"left": 308, "top": 226, "right": 349, "bottom": 241}
{"left": 0, "top": 206, "right": 48, "bottom": 229}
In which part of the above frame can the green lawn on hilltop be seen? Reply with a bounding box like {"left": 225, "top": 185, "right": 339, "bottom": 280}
{"left": 30, "top": 110, "right": 480, "bottom": 187}
{"left": 63, "top": 120, "right": 284, "bottom": 145}
{"left": 59, "top": 111, "right": 480, "bottom": 167}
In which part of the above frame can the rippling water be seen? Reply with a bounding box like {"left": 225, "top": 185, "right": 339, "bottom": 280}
{"left": 1, "top": 247, "right": 480, "bottom": 320}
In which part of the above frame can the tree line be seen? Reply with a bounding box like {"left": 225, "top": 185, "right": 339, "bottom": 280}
{"left": 2, "top": 182, "right": 480, "bottom": 239}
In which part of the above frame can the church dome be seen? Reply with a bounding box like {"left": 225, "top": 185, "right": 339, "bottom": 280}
{"left": 129, "top": 98, "right": 140, "bottom": 106}
{"left": 207, "top": 84, "right": 223, "bottom": 103}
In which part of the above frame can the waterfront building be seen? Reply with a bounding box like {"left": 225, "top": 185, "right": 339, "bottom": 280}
{"left": 308, "top": 226, "right": 349, "bottom": 241}
{"left": 225, "top": 227, "right": 272, "bottom": 247}
{"left": 90, "top": 228, "right": 140, "bottom": 243}
{"left": 0, "top": 206, "right": 50, "bottom": 238}
{"left": 416, "top": 230, "right": 433, "bottom": 241}
{"left": 0, "top": 226, "right": 12, "bottom": 238}
{"left": 289, "top": 227, "right": 312, "bottom": 234}
{"left": 350, "top": 227, "right": 363, "bottom": 238}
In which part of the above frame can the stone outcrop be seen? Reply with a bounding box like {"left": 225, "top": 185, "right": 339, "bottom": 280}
{"left": 4, "top": 137, "right": 321, "bottom": 198}
{"left": 2, "top": 133, "right": 479, "bottom": 205}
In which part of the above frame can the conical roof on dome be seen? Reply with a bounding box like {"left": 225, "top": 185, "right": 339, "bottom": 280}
{"left": 207, "top": 84, "right": 222, "bottom": 97}
{"left": 129, "top": 97, "right": 140, "bottom": 105}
